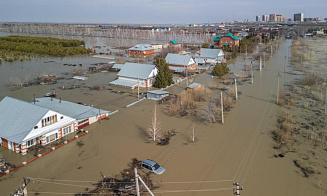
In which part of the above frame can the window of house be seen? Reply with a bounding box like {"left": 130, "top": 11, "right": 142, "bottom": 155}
{"left": 221, "top": 41, "right": 223, "bottom": 43}
{"left": 49, "top": 134, "right": 55, "bottom": 142}
{"left": 230, "top": 41, "right": 233, "bottom": 43}
{"left": 42, "top": 114, "right": 59, "bottom": 127}
{"left": 78, "top": 119, "right": 88, "bottom": 125}
{"left": 63, "top": 126, "right": 72, "bottom": 136}
{"left": 27, "top": 139, "right": 34, "bottom": 147}
{"left": 46, "top": 136, "right": 50, "bottom": 143}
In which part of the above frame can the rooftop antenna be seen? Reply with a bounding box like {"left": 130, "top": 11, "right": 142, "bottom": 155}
{"left": 33, "top": 94, "right": 35, "bottom": 104}
{"left": 59, "top": 97, "right": 61, "bottom": 103}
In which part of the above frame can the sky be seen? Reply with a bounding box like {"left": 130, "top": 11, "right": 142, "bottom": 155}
{"left": 0, "top": 0, "right": 326, "bottom": 24}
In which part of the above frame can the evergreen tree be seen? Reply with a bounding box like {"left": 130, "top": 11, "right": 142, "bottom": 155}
{"left": 153, "top": 58, "right": 173, "bottom": 88}
{"left": 202, "top": 43, "right": 210, "bottom": 48}
{"left": 212, "top": 62, "right": 230, "bottom": 77}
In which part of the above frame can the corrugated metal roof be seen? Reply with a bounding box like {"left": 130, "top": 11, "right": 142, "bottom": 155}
{"left": 187, "top": 83, "right": 201, "bottom": 89}
{"left": 0, "top": 97, "right": 49, "bottom": 143}
{"left": 224, "top": 33, "right": 240, "bottom": 40}
{"left": 194, "top": 58, "right": 205, "bottom": 64}
{"left": 112, "top": 64, "right": 125, "bottom": 69}
{"left": 198, "top": 48, "right": 223, "bottom": 59}
{"left": 128, "top": 43, "right": 154, "bottom": 51}
{"left": 147, "top": 90, "right": 169, "bottom": 95}
{"left": 117, "top": 63, "right": 157, "bottom": 80}
{"left": 169, "top": 40, "right": 178, "bottom": 44}
{"left": 34, "top": 97, "right": 109, "bottom": 120}
{"left": 109, "top": 79, "right": 138, "bottom": 88}
{"left": 165, "top": 53, "right": 194, "bottom": 66}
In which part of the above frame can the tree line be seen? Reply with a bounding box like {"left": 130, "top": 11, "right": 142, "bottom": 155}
{"left": 0, "top": 36, "right": 92, "bottom": 62}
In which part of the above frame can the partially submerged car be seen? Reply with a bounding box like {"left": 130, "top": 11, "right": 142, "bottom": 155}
{"left": 141, "top": 159, "right": 165, "bottom": 175}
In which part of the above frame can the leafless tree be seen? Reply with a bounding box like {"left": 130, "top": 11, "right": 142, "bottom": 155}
{"left": 147, "top": 104, "right": 163, "bottom": 141}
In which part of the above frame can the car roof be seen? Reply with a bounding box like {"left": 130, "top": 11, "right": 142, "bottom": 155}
{"left": 142, "top": 159, "right": 157, "bottom": 166}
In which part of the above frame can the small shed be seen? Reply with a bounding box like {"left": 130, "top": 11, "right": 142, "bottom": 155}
{"left": 147, "top": 90, "right": 170, "bottom": 101}
{"left": 186, "top": 83, "right": 201, "bottom": 92}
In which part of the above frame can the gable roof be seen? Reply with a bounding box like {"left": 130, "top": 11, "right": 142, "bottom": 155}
{"left": 34, "top": 97, "right": 109, "bottom": 120}
{"left": 165, "top": 53, "right": 194, "bottom": 66}
{"left": 128, "top": 43, "right": 154, "bottom": 51}
{"left": 213, "top": 36, "right": 222, "bottom": 42}
{"left": 0, "top": 97, "right": 49, "bottom": 143}
{"left": 169, "top": 40, "right": 178, "bottom": 44}
{"left": 198, "top": 48, "right": 224, "bottom": 59}
{"left": 224, "top": 33, "right": 240, "bottom": 40}
{"left": 117, "top": 63, "right": 157, "bottom": 80}
{"left": 187, "top": 83, "right": 201, "bottom": 89}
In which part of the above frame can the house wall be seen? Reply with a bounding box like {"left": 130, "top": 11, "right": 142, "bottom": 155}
{"left": 119, "top": 77, "right": 154, "bottom": 88}
{"left": 147, "top": 93, "right": 169, "bottom": 100}
{"left": 169, "top": 63, "right": 196, "bottom": 70}
{"left": 128, "top": 49, "right": 155, "bottom": 55}
{"left": 1, "top": 138, "right": 8, "bottom": 148}
{"left": 219, "top": 37, "right": 240, "bottom": 48}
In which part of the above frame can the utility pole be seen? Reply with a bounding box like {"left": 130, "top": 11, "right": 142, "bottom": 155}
{"left": 325, "top": 86, "right": 327, "bottom": 114}
{"left": 235, "top": 79, "right": 238, "bottom": 100}
{"left": 245, "top": 45, "right": 247, "bottom": 58}
{"left": 277, "top": 73, "right": 281, "bottom": 104}
{"left": 263, "top": 52, "right": 266, "bottom": 67}
{"left": 192, "top": 124, "right": 195, "bottom": 142}
{"left": 259, "top": 56, "right": 262, "bottom": 71}
{"left": 11, "top": 177, "right": 29, "bottom": 196}
{"left": 134, "top": 168, "right": 140, "bottom": 196}
{"left": 250, "top": 61, "right": 253, "bottom": 84}
{"left": 271, "top": 44, "right": 273, "bottom": 56}
{"left": 233, "top": 180, "right": 243, "bottom": 195}
{"left": 134, "top": 168, "right": 154, "bottom": 196}
{"left": 137, "top": 75, "right": 139, "bottom": 100}
{"left": 221, "top": 92, "right": 224, "bottom": 124}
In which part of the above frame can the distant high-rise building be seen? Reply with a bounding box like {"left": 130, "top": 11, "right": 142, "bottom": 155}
{"left": 276, "top": 15, "right": 283, "bottom": 22}
{"left": 256, "top": 16, "right": 261, "bottom": 22}
{"left": 262, "top": 15, "right": 269, "bottom": 22}
{"left": 269, "top": 14, "right": 277, "bottom": 22}
{"left": 294, "top": 13, "right": 304, "bottom": 22}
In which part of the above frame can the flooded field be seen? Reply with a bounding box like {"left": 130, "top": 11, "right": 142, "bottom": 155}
{"left": 0, "top": 32, "right": 167, "bottom": 104}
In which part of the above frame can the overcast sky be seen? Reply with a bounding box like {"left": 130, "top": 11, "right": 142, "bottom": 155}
{"left": 1, "top": 0, "right": 326, "bottom": 24}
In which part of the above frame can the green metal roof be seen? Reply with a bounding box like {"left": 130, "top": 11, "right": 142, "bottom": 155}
{"left": 223, "top": 43, "right": 230, "bottom": 46}
{"left": 170, "top": 40, "right": 178, "bottom": 44}
{"left": 213, "top": 36, "right": 222, "bottom": 42}
{"left": 224, "top": 33, "right": 240, "bottom": 40}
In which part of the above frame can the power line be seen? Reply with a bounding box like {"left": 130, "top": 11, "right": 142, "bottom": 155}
{"left": 161, "top": 179, "right": 232, "bottom": 184}
{"left": 28, "top": 177, "right": 231, "bottom": 185}
{"left": 152, "top": 187, "right": 234, "bottom": 193}
{"left": 30, "top": 179, "right": 113, "bottom": 190}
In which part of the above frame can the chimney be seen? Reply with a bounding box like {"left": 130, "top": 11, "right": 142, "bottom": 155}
{"left": 199, "top": 48, "right": 201, "bottom": 56}
{"left": 60, "top": 97, "right": 61, "bottom": 103}
{"left": 33, "top": 94, "right": 35, "bottom": 104}
{"left": 51, "top": 97, "right": 53, "bottom": 101}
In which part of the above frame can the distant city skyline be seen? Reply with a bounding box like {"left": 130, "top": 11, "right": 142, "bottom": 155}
{"left": 0, "top": 0, "right": 326, "bottom": 24}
